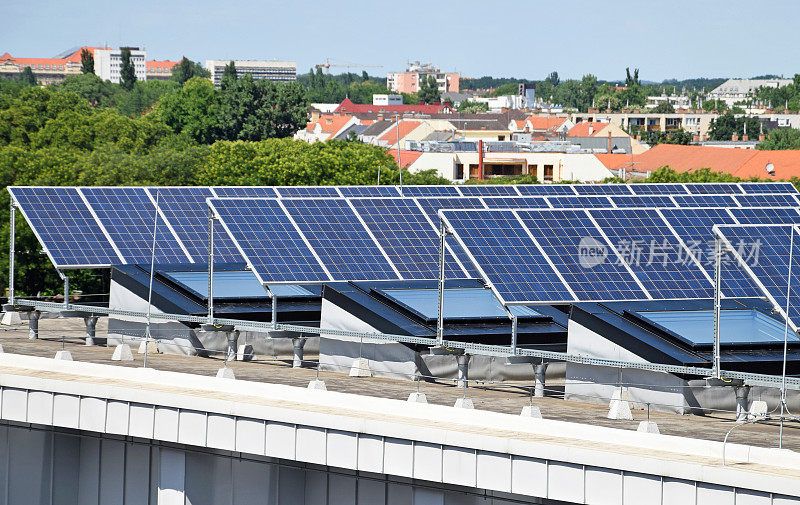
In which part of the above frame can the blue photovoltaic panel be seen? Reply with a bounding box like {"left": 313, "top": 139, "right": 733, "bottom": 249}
{"left": 400, "top": 186, "right": 460, "bottom": 197}
{"left": 482, "top": 196, "right": 550, "bottom": 209}
{"left": 740, "top": 182, "right": 798, "bottom": 194}
{"left": 735, "top": 194, "right": 800, "bottom": 207}
{"left": 149, "top": 187, "right": 242, "bottom": 263}
{"left": 349, "top": 198, "right": 464, "bottom": 279}
{"left": 457, "top": 185, "right": 519, "bottom": 196}
{"left": 441, "top": 209, "right": 573, "bottom": 303}
{"left": 630, "top": 183, "right": 688, "bottom": 195}
{"left": 517, "top": 209, "right": 647, "bottom": 300}
{"left": 589, "top": 208, "right": 714, "bottom": 299}
{"left": 547, "top": 196, "right": 613, "bottom": 208}
{"left": 672, "top": 195, "right": 738, "bottom": 207}
{"left": 9, "top": 187, "right": 120, "bottom": 267}
{"left": 716, "top": 224, "right": 800, "bottom": 329}
{"left": 276, "top": 187, "right": 340, "bottom": 198}
{"left": 414, "top": 197, "right": 485, "bottom": 278}
{"left": 338, "top": 186, "right": 401, "bottom": 197}
{"left": 213, "top": 187, "right": 278, "bottom": 198}
{"left": 80, "top": 187, "right": 190, "bottom": 264}
{"left": 611, "top": 196, "right": 676, "bottom": 208}
{"left": 659, "top": 208, "right": 760, "bottom": 297}
{"left": 730, "top": 207, "right": 800, "bottom": 224}
{"left": 516, "top": 185, "right": 577, "bottom": 196}
{"left": 281, "top": 199, "right": 400, "bottom": 280}
{"left": 685, "top": 183, "right": 743, "bottom": 194}
{"left": 208, "top": 198, "right": 329, "bottom": 283}
{"left": 574, "top": 185, "right": 634, "bottom": 195}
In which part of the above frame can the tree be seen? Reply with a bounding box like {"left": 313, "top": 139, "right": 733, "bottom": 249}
{"left": 652, "top": 101, "right": 675, "bottom": 113}
{"left": 757, "top": 128, "right": 800, "bottom": 150}
{"left": 544, "top": 71, "right": 560, "bottom": 87}
{"left": 456, "top": 100, "right": 489, "bottom": 113}
{"left": 417, "top": 75, "right": 441, "bottom": 104}
{"left": 80, "top": 49, "right": 94, "bottom": 75}
{"left": 119, "top": 47, "right": 137, "bottom": 91}
{"left": 708, "top": 113, "right": 762, "bottom": 141}
{"left": 220, "top": 61, "right": 237, "bottom": 90}
{"left": 171, "top": 57, "right": 210, "bottom": 86}
{"left": 55, "top": 73, "right": 115, "bottom": 107}
{"left": 361, "top": 71, "right": 369, "bottom": 82}
{"left": 18, "top": 67, "right": 37, "bottom": 86}
{"left": 156, "top": 77, "right": 219, "bottom": 143}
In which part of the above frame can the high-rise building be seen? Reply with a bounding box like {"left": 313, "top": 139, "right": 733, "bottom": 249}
{"left": 94, "top": 47, "right": 147, "bottom": 83}
{"left": 387, "top": 61, "right": 459, "bottom": 94}
{"left": 205, "top": 60, "right": 297, "bottom": 87}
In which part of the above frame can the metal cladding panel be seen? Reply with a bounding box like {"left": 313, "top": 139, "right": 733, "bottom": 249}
{"left": 281, "top": 198, "right": 400, "bottom": 281}
{"left": 150, "top": 187, "right": 242, "bottom": 263}
{"left": 517, "top": 209, "right": 648, "bottom": 301}
{"left": 629, "top": 183, "right": 688, "bottom": 195}
{"left": 481, "top": 197, "right": 550, "bottom": 209}
{"left": 80, "top": 187, "right": 190, "bottom": 264}
{"left": 208, "top": 198, "right": 329, "bottom": 283}
{"left": 611, "top": 196, "right": 676, "bottom": 208}
{"left": 9, "top": 186, "right": 120, "bottom": 267}
{"left": 735, "top": 194, "right": 800, "bottom": 207}
{"left": 589, "top": 208, "right": 714, "bottom": 299}
{"left": 730, "top": 207, "right": 800, "bottom": 225}
{"left": 441, "top": 209, "right": 573, "bottom": 303}
{"left": 659, "top": 207, "right": 760, "bottom": 297}
{"left": 349, "top": 198, "right": 464, "bottom": 279}
{"left": 516, "top": 184, "right": 577, "bottom": 195}
{"left": 573, "top": 184, "right": 633, "bottom": 195}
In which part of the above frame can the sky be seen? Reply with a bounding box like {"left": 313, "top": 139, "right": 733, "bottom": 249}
{"left": 3, "top": 0, "right": 799, "bottom": 82}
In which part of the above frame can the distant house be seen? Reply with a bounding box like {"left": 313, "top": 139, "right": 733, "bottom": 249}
{"left": 708, "top": 78, "right": 793, "bottom": 107}
{"left": 334, "top": 98, "right": 454, "bottom": 115}
{"left": 295, "top": 115, "right": 361, "bottom": 143}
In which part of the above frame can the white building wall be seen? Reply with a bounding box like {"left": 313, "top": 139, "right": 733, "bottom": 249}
{"left": 94, "top": 48, "right": 147, "bottom": 84}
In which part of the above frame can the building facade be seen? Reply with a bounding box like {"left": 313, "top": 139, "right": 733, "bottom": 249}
{"left": 0, "top": 47, "right": 108, "bottom": 85}
{"left": 146, "top": 60, "right": 179, "bottom": 81}
{"left": 387, "top": 61, "right": 459, "bottom": 94}
{"left": 205, "top": 60, "right": 297, "bottom": 87}
{"left": 708, "top": 78, "right": 793, "bottom": 107}
{"left": 94, "top": 47, "right": 147, "bottom": 83}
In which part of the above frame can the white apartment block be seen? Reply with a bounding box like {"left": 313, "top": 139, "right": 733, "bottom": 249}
{"left": 707, "top": 78, "right": 793, "bottom": 107}
{"left": 94, "top": 47, "right": 147, "bottom": 83}
{"left": 205, "top": 60, "right": 296, "bottom": 87}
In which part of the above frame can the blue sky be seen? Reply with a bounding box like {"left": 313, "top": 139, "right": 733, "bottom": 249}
{"left": 3, "top": 0, "right": 799, "bottom": 82}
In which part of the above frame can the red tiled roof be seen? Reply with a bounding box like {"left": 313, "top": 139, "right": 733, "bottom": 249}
{"left": 568, "top": 122, "right": 610, "bottom": 137}
{"left": 593, "top": 153, "right": 630, "bottom": 170}
{"left": 146, "top": 60, "right": 179, "bottom": 70}
{"left": 526, "top": 116, "right": 568, "bottom": 131}
{"left": 334, "top": 98, "right": 453, "bottom": 115}
{"left": 379, "top": 120, "right": 421, "bottom": 144}
{"left": 387, "top": 149, "right": 424, "bottom": 168}
{"left": 735, "top": 150, "right": 800, "bottom": 179}
{"left": 626, "top": 144, "right": 755, "bottom": 174}
{"left": 0, "top": 47, "right": 110, "bottom": 67}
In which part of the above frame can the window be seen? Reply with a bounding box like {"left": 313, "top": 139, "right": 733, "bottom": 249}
{"left": 528, "top": 164, "right": 537, "bottom": 176}
{"left": 469, "top": 164, "right": 481, "bottom": 179}
{"left": 543, "top": 164, "right": 554, "bottom": 182}
{"left": 498, "top": 135, "right": 505, "bottom": 141}
{"left": 455, "top": 163, "right": 464, "bottom": 180}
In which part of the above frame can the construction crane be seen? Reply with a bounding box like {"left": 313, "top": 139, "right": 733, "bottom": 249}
{"left": 314, "top": 58, "right": 383, "bottom": 74}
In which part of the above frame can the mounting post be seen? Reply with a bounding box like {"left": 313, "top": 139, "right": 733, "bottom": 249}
{"left": 8, "top": 202, "right": 14, "bottom": 306}
{"left": 712, "top": 237, "right": 723, "bottom": 378}
{"left": 436, "top": 220, "right": 446, "bottom": 346}
{"left": 503, "top": 305, "right": 518, "bottom": 354}
{"left": 59, "top": 270, "right": 69, "bottom": 310}
{"left": 207, "top": 208, "right": 215, "bottom": 325}
{"left": 264, "top": 287, "right": 277, "bottom": 330}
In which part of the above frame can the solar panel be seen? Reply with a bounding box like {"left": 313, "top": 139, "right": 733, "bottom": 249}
{"left": 9, "top": 187, "right": 121, "bottom": 268}
{"left": 150, "top": 187, "right": 242, "bottom": 263}
{"left": 589, "top": 208, "right": 713, "bottom": 299}
{"left": 685, "top": 183, "right": 743, "bottom": 194}
{"left": 730, "top": 207, "right": 800, "bottom": 224}
{"left": 276, "top": 187, "right": 341, "bottom": 198}
{"left": 611, "top": 196, "right": 676, "bottom": 208}
{"left": 739, "top": 182, "right": 798, "bottom": 194}
{"left": 207, "top": 198, "right": 329, "bottom": 283}
{"left": 629, "top": 183, "right": 688, "bottom": 195}
{"left": 715, "top": 224, "right": 800, "bottom": 329}
{"left": 659, "top": 208, "right": 760, "bottom": 297}
{"left": 401, "top": 186, "right": 460, "bottom": 197}
{"left": 280, "top": 198, "right": 400, "bottom": 280}
{"left": 440, "top": 209, "right": 573, "bottom": 303}
{"left": 413, "top": 197, "right": 485, "bottom": 278}
{"left": 349, "top": 198, "right": 464, "bottom": 279}
{"left": 338, "top": 186, "right": 401, "bottom": 197}
{"left": 213, "top": 187, "right": 278, "bottom": 198}
{"left": 80, "top": 187, "right": 191, "bottom": 264}
{"left": 516, "top": 185, "right": 577, "bottom": 196}
{"left": 548, "top": 196, "right": 613, "bottom": 208}
{"left": 735, "top": 194, "right": 800, "bottom": 207}
{"left": 672, "top": 195, "right": 738, "bottom": 207}
{"left": 457, "top": 185, "right": 519, "bottom": 196}
{"left": 481, "top": 196, "right": 550, "bottom": 208}
{"left": 573, "top": 185, "right": 634, "bottom": 195}
{"left": 517, "top": 209, "right": 648, "bottom": 300}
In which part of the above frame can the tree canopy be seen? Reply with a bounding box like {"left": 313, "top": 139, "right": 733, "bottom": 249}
{"left": 80, "top": 49, "right": 94, "bottom": 75}
{"left": 417, "top": 75, "right": 441, "bottom": 104}
{"left": 119, "top": 47, "right": 137, "bottom": 91}
{"left": 171, "top": 57, "right": 211, "bottom": 85}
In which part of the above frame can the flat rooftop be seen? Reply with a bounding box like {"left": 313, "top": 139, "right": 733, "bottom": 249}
{"left": 1, "top": 317, "right": 798, "bottom": 452}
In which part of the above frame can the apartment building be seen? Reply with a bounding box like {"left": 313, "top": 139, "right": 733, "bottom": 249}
{"left": 0, "top": 46, "right": 109, "bottom": 84}
{"left": 707, "top": 78, "right": 793, "bottom": 107}
{"left": 146, "top": 60, "right": 179, "bottom": 81}
{"left": 571, "top": 112, "right": 718, "bottom": 138}
{"left": 387, "top": 61, "right": 459, "bottom": 94}
{"left": 94, "top": 47, "right": 147, "bottom": 83}
{"left": 205, "top": 60, "right": 296, "bottom": 87}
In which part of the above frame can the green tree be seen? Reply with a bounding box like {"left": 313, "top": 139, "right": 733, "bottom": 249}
{"left": 757, "top": 128, "right": 800, "bottom": 150}
{"left": 418, "top": 75, "right": 441, "bottom": 104}
{"left": 80, "top": 49, "right": 94, "bottom": 75}
{"left": 651, "top": 101, "right": 675, "bottom": 113}
{"left": 708, "top": 113, "right": 762, "bottom": 141}
{"left": 171, "top": 57, "right": 210, "bottom": 86}
{"left": 220, "top": 61, "right": 237, "bottom": 90}
{"left": 18, "top": 67, "right": 37, "bottom": 86}
{"left": 54, "top": 73, "right": 116, "bottom": 107}
{"left": 119, "top": 47, "right": 137, "bottom": 91}
{"left": 156, "top": 77, "right": 219, "bottom": 143}
{"left": 456, "top": 100, "right": 489, "bottom": 113}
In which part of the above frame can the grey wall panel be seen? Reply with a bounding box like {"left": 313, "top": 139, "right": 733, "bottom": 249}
{"left": 52, "top": 433, "right": 80, "bottom": 505}
{"left": 124, "top": 442, "right": 151, "bottom": 505}
{"left": 99, "top": 439, "right": 125, "bottom": 505}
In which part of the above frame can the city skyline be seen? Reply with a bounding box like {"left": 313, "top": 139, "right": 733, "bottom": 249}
{"left": 4, "top": 0, "right": 800, "bottom": 82}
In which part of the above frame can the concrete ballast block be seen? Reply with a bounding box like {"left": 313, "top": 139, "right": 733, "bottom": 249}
{"left": 520, "top": 405, "right": 542, "bottom": 418}
{"left": 137, "top": 340, "right": 159, "bottom": 354}
{"left": 54, "top": 350, "right": 73, "bottom": 361}
{"left": 637, "top": 421, "right": 660, "bottom": 434}
{"left": 0, "top": 344, "right": 4, "bottom": 353}
{"left": 1, "top": 312, "right": 22, "bottom": 325}
{"left": 237, "top": 344, "right": 254, "bottom": 362}
{"left": 349, "top": 357, "right": 371, "bottom": 377}
{"left": 607, "top": 389, "right": 633, "bottom": 420}
{"left": 307, "top": 380, "right": 327, "bottom": 391}
{"left": 454, "top": 398, "right": 474, "bottom": 409}
{"left": 749, "top": 400, "right": 769, "bottom": 420}
{"left": 407, "top": 392, "right": 428, "bottom": 403}
{"left": 111, "top": 344, "right": 134, "bottom": 361}
{"left": 216, "top": 367, "right": 236, "bottom": 379}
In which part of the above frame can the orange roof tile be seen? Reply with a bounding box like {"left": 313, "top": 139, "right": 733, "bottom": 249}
{"left": 593, "top": 153, "right": 630, "bottom": 170}
{"left": 379, "top": 120, "right": 421, "bottom": 144}
{"left": 568, "top": 121, "right": 610, "bottom": 137}
{"left": 387, "top": 149, "right": 424, "bottom": 168}
{"left": 626, "top": 144, "right": 756, "bottom": 174}
{"left": 146, "top": 60, "right": 179, "bottom": 70}
{"left": 526, "top": 116, "right": 568, "bottom": 131}
{"left": 735, "top": 150, "right": 800, "bottom": 179}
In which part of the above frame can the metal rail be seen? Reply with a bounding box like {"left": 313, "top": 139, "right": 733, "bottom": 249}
{"left": 12, "top": 298, "right": 800, "bottom": 390}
